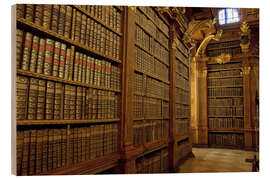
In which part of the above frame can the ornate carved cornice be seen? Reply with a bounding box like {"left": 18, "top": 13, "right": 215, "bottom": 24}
{"left": 240, "top": 21, "right": 251, "bottom": 53}
{"left": 212, "top": 53, "right": 231, "bottom": 64}
{"left": 195, "top": 29, "right": 223, "bottom": 57}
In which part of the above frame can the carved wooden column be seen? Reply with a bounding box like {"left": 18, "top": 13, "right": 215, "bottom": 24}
{"left": 197, "top": 60, "right": 208, "bottom": 146}
{"left": 117, "top": 6, "right": 138, "bottom": 173}
{"left": 168, "top": 22, "right": 177, "bottom": 172}
{"left": 189, "top": 57, "right": 199, "bottom": 145}
{"left": 242, "top": 60, "right": 253, "bottom": 150}
{"left": 249, "top": 56, "right": 259, "bottom": 151}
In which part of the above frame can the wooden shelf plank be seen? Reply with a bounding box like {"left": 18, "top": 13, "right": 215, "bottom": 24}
{"left": 17, "top": 18, "right": 122, "bottom": 64}
{"left": 17, "top": 119, "right": 120, "bottom": 126}
{"left": 135, "top": 42, "right": 169, "bottom": 67}
{"left": 208, "top": 96, "right": 243, "bottom": 98}
{"left": 208, "top": 128, "right": 245, "bottom": 133}
{"left": 135, "top": 21, "right": 169, "bottom": 51}
{"left": 175, "top": 131, "right": 190, "bottom": 142}
{"left": 137, "top": 7, "right": 169, "bottom": 39}
{"left": 133, "top": 91, "right": 169, "bottom": 101}
{"left": 175, "top": 84, "right": 189, "bottom": 92}
{"left": 208, "top": 106, "right": 244, "bottom": 108}
{"left": 40, "top": 153, "right": 120, "bottom": 175}
{"left": 17, "top": 69, "right": 121, "bottom": 93}
{"left": 207, "top": 76, "right": 243, "bottom": 79}
{"left": 208, "top": 116, "right": 244, "bottom": 118}
{"left": 73, "top": 5, "right": 122, "bottom": 36}
{"left": 207, "top": 68, "right": 242, "bottom": 72}
{"left": 208, "top": 85, "right": 243, "bottom": 88}
{"left": 175, "top": 71, "right": 189, "bottom": 80}
{"left": 134, "top": 67, "right": 170, "bottom": 85}
{"left": 175, "top": 101, "right": 190, "bottom": 106}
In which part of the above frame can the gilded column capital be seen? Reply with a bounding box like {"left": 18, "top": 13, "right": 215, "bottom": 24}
{"left": 128, "top": 6, "right": 136, "bottom": 12}
{"left": 242, "top": 66, "right": 251, "bottom": 75}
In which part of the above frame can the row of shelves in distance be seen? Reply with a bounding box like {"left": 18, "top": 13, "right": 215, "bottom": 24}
{"left": 208, "top": 85, "right": 243, "bottom": 88}
{"left": 17, "top": 18, "right": 122, "bottom": 64}
{"left": 208, "top": 96, "right": 243, "bottom": 98}
{"left": 16, "top": 119, "right": 120, "bottom": 126}
{"left": 175, "top": 70, "right": 189, "bottom": 81}
{"left": 137, "top": 7, "right": 169, "bottom": 40}
{"left": 133, "top": 117, "right": 170, "bottom": 121}
{"left": 135, "top": 42, "right": 169, "bottom": 67}
{"left": 134, "top": 67, "right": 170, "bottom": 85}
{"left": 207, "top": 76, "right": 243, "bottom": 79}
{"left": 17, "top": 69, "right": 121, "bottom": 93}
{"left": 135, "top": 21, "right": 168, "bottom": 51}
{"left": 133, "top": 91, "right": 169, "bottom": 101}
{"left": 208, "top": 128, "right": 257, "bottom": 133}
{"left": 207, "top": 68, "right": 242, "bottom": 72}
{"left": 73, "top": 5, "right": 123, "bottom": 36}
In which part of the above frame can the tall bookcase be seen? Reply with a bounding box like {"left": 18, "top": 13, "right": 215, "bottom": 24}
{"left": 207, "top": 60, "right": 244, "bottom": 148}
{"left": 14, "top": 5, "right": 192, "bottom": 175}
{"left": 15, "top": 4, "right": 123, "bottom": 175}
{"left": 133, "top": 6, "right": 170, "bottom": 173}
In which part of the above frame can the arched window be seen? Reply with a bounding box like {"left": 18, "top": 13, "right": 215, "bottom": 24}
{"left": 218, "top": 8, "right": 239, "bottom": 25}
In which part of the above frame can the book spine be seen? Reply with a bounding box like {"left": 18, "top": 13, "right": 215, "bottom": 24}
{"left": 27, "top": 78, "right": 39, "bottom": 120}
{"left": 78, "top": 53, "right": 83, "bottom": 82}
{"left": 41, "top": 129, "right": 48, "bottom": 173}
{"left": 21, "top": 130, "right": 30, "bottom": 175}
{"left": 61, "top": 128, "right": 67, "bottom": 167}
{"left": 58, "top": 43, "right": 66, "bottom": 78}
{"left": 76, "top": 86, "right": 82, "bottom": 120}
{"left": 16, "top": 29, "right": 24, "bottom": 69}
{"left": 64, "top": 48, "right": 71, "bottom": 80}
{"left": 45, "top": 81, "right": 55, "bottom": 120}
{"left": 16, "top": 4, "right": 25, "bottom": 18}
{"left": 64, "top": 84, "right": 71, "bottom": 120}
{"left": 42, "top": 5, "right": 52, "bottom": 30}
{"left": 80, "top": 14, "right": 87, "bottom": 45}
{"left": 82, "top": 54, "right": 87, "bottom": 83}
{"left": 36, "top": 79, "right": 46, "bottom": 120}
{"left": 16, "top": 130, "right": 24, "bottom": 175}
{"left": 74, "top": 11, "right": 82, "bottom": 43}
{"left": 89, "top": 57, "right": 95, "bottom": 85}
{"left": 52, "top": 41, "right": 61, "bottom": 77}
{"left": 28, "top": 129, "right": 37, "bottom": 175}
{"left": 69, "top": 85, "right": 76, "bottom": 120}
{"left": 29, "top": 35, "right": 40, "bottom": 72}
{"left": 64, "top": 6, "right": 73, "bottom": 39}
{"left": 58, "top": 5, "right": 66, "bottom": 36}
{"left": 85, "top": 18, "right": 91, "bottom": 47}
{"left": 35, "top": 129, "right": 43, "bottom": 174}
{"left": 21, "top": 32, "right": 33, "bottom": 71}
{"left": 34, "top": 5, "right": 43, "bottom": 26}
{"left": 51, "top": 5, "right": 60, "bottom": 33}
{"left": 73, "top": 52, "right": 80, "bottom": 81}
{"left": 44, "top": 38, "right": 54, "bottom": 76}
{"left": 25, "top": 4, "right": 34, "bottom": 22}
{"left": 36, "top": 38, "right": 46, "bottom": 74}
{"left": 54, "top": 83, "right": 63, "bottom": 120}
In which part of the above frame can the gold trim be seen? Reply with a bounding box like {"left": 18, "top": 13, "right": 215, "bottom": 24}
{"left": 214, "top": 53, "right": 231, "bottom": 64}
{"left": 242, "top": 66, "right": 251, "bottom": 75}
{"left": 128, "top": 6, "right": 136, "bottom": 12}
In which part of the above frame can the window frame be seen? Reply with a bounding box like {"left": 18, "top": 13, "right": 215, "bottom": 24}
{"left": 218, "top": 8, "right": 240, "bottom": 25}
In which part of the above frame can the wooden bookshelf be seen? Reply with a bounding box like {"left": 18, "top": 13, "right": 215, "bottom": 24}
{"left": 14, "top": 5, "right": 193, "bottom": 175}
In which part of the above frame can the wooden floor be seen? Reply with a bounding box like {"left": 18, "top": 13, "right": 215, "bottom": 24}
{"left": 178, "top": 148, "right": 259, "bottom": 173}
